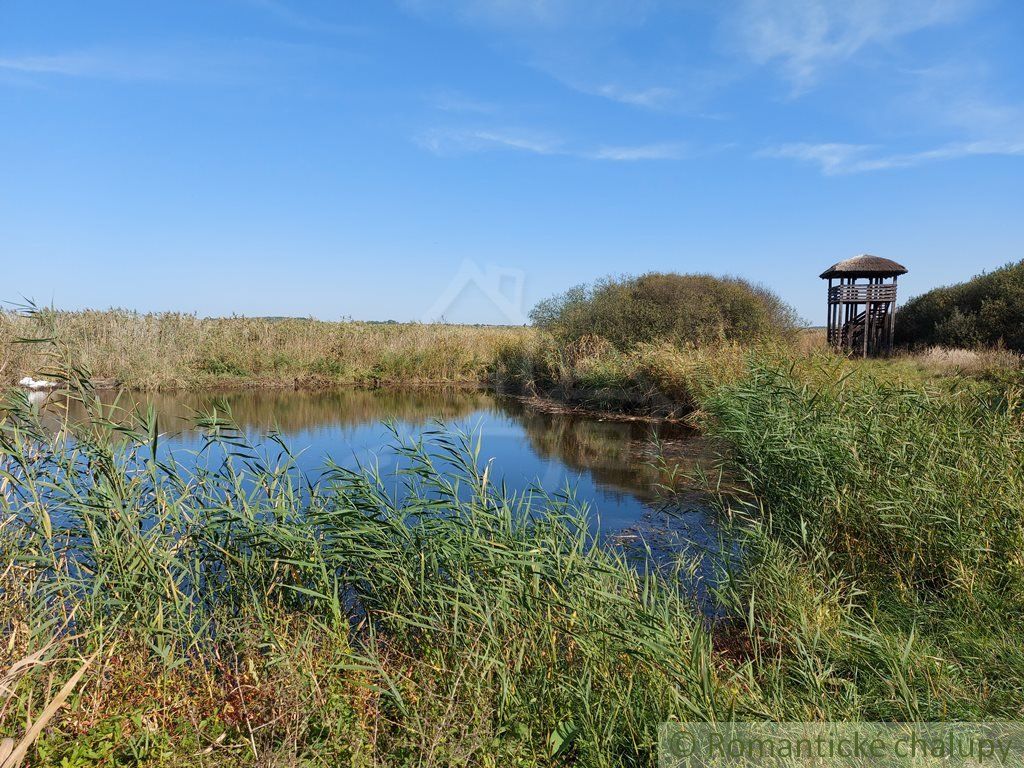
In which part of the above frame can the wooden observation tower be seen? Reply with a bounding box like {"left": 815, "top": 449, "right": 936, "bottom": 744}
{"left": 822, "top": 254, "right": 907, "bottom": 357}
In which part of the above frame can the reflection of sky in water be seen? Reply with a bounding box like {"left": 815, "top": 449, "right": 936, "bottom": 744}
{"left": 53, "top": 388, "right": 718, "bottom": 534}
{"left": 30, "top": 387, "right": 732, "bottom": 613}
{"left": 153, "top": 413, "right": 650, "bottom": 531}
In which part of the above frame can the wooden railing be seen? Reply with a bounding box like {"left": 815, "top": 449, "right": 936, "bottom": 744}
{"left": 828, "top": 284, "right": 897, "bottom": 302}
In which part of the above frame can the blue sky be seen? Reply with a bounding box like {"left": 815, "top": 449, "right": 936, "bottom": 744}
{"left": 2, "top": 0, "right": 1022, "bottom": 324}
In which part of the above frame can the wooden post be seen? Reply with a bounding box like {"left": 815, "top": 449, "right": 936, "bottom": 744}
{"left": 888, "top": 275, "right": 899, "bottom": 354}
{"left": 862, "top": 278, "right": 870, "bottom": 358}
{"left": 835, "top": 282, "right": 840, "bottom": 347}
{"left": 827, "top": 278, "right": 834, "bottom": 346}
{"left": 840, "top": 279, "right": 845, "bottom": 350}
{"left": 844, "top": 279, "right": 852, "bottom": 351}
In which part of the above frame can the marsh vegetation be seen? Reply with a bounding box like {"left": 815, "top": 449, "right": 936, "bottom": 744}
{"left": 2, "top": 275, "right": 1024, "bottom": 766}
{"left": 0, "top": 309, "right": 529, "bottom": 391}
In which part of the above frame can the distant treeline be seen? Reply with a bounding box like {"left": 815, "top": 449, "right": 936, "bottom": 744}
{"left": 897, "top": 260, "right": 1024, "bottom": 351}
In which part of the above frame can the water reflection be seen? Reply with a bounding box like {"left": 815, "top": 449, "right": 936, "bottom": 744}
{"left": 499, "top": 399, "right": 717, "bottom": 504}
{"left": 36, "top": 387, "right": 719, "bottom": 535}
{"left": 61, "top": 388, "right": 496, "bottom": 434}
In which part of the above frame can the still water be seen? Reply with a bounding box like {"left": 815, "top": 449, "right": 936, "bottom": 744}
{"left": 57, "top": 387, "right": 719, "bottom": 539}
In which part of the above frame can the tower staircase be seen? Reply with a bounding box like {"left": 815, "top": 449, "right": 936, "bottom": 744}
{"left": 840, "top": 304, "right": 890, "bottom": 351}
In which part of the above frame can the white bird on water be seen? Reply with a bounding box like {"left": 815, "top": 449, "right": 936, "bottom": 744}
{"left": 18, "top": 376, "right": 59, "bottom": 391}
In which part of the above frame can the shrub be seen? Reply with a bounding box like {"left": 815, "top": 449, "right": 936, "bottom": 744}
{"left": 530, "top": 273, "right": 798, "bottom": 349}
{"left": 896, "top": 260, "right": 1024, "bottom": 351}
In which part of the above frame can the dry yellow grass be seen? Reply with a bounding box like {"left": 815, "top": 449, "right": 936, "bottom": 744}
{"left": 902, "top": 345, "right": 1023, "bottom": 375}
{"left": 795, "top": 327, "right": 828, "bottom": 354}
{"left": 1, "top": 310, "right": 534, "bottom": 391}
{"left": 495, "top": 333, "right": 752, "bottom": 418}
{"left": 4, "top": 310, "right": 1016, "bottom": 409}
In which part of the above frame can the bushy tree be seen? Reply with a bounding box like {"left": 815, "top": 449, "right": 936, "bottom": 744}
{"left": 896, "top": 260, "right": 1024, "bottom": 351}
{"left": 529, "top": 272, "right": 799, "bottom": 349}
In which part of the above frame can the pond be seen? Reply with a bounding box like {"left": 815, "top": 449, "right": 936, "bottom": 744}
{"left": 22, "top": 385, "right": 733, "bottom": 610}
{"left": 48, "top": 387, "right": 721, "bottom": 541}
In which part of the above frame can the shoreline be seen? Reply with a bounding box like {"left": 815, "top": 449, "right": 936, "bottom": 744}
{"left": 83, "top": 377, "right": 495, "bottom": 393}
{"left": 502, "top": 392, "right": 696, "bottom": 425}
{"left": 24, "top": 377, "right": 697, "bottom": 425}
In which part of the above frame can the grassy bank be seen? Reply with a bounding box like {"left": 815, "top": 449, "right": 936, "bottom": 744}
{"left": 5, "top": 309, "right": 1020, "bottom": 421}
{"left": 494, "top": 334, "right": 742, "bottom": 418}
{"left": 3, "top": 348, "right": 1023, "bottom": 765}
{"left": 1, "top": 309, "right": 532, "bottom": 390}
{"left": 495, "top": 330, "right": 1022, "bottom": 417}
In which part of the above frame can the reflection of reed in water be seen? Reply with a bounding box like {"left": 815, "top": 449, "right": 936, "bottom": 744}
{"left": 53, "top": 388, "right": 498, "bottom": 435}
{"left": 29, "top": 388, "right": 716, "bottom": 511}
{"left": 495, "top": 398, "right": 714, "bottom": 502}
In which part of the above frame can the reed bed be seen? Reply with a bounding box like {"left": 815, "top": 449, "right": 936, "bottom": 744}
{"left": 0, "top": 308, "right": 532, "bottom": 391}
{"left": 703, "top": 357, "right": 1024, "bottom": 719}
{"left": 0, "top": 370, "right": 730, "bottom": 766}
{"left": 3, "top": 307, "right": 756, "bottom": 418}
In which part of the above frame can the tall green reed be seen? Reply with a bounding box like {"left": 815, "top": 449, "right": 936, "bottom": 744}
{"left": 702, "top": 357, "right": 1024, "bottom": 720}
{"left": 1, "top": 353, "right": 729, "bottom": 765}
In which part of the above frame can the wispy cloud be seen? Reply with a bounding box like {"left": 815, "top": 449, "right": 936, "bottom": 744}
{"left": 893, "top": 61, "right": 1024, "bottom": 145}
{"left": 587, "top": 142, "right": 688, "bottom": 160}
{"left": 762, "top": 139, "right": 1024, "bottom": 175}
{"left": 759, "top": 142, "right": 876, "bottom": 174}
{"left": 416, "top": 126, "right": 686, "bottom": 161}
{"left": 0, "top": 41, "right": 335, "bottom": 86}
{"left": 582, "top": 82, "right": 679, "bottom": 109}
{"left": 402, "top": 0, "right": 697, "bottom": 113}
{"left": 417, "top": 128, "right": 562, "bottom": 156}
{"left": 0, "top": 51, "right": 156, "bottom": 79}
{"left": 729, "top": 0, "right": 975, "bottom": 92}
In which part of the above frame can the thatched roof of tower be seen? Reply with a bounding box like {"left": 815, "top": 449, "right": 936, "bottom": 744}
{"left": 820, "top": 254, "right": 907, "bottom": 279}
